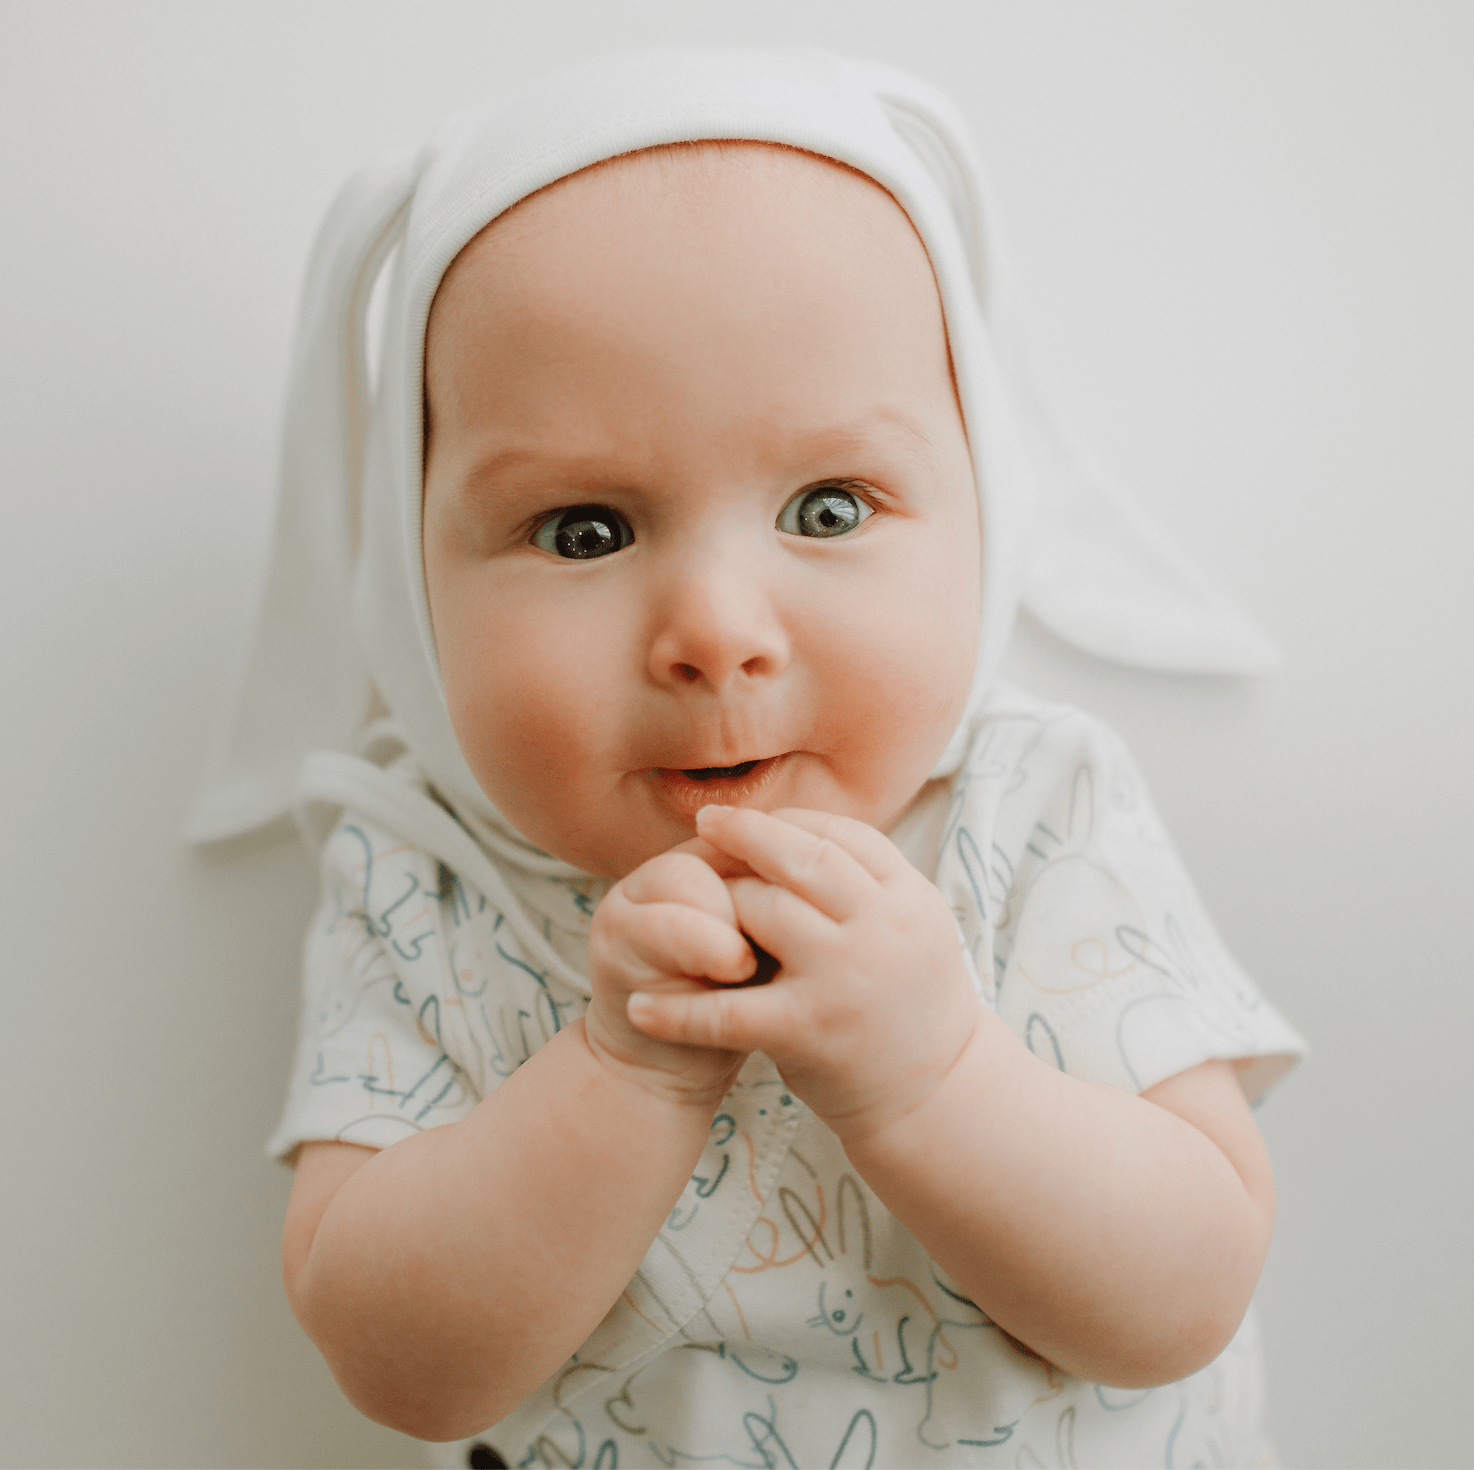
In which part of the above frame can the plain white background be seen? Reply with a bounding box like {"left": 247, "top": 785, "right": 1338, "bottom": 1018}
{"left": 2, "top": 3, "right": 1470, "bottom": 1466}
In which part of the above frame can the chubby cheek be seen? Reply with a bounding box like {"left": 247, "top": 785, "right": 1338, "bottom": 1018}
{"left": 810, "top": 536, "right": 979, "bottom": 808}
{"left": 438, "top": 602, "right": 608, "bottom": 849}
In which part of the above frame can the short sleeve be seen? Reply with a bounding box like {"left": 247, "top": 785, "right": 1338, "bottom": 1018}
{"left": 938, "top": 696, "right": 1306, "bottom": 1103}
{"left": 266, "top": 816, "right": 482, "bottom": 1161}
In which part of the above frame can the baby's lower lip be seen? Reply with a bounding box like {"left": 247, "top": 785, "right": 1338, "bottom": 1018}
{"left": 651, "top": 754, "right": 788, "bottom": 814}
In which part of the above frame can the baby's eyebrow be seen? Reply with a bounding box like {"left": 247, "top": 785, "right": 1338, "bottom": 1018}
{"left": 454, "top": 445, "right": 615, "bottom": 503}
{"left": 451, "top": 408, "right": 942, "bottom": 505}
{"left": 783, "top": 410, "right": 941, "bottom": 472}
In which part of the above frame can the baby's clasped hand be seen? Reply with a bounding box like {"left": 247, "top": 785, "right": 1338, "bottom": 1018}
{"left": 584, "top": 847, "right": 756, "bottom": 1107}
{"left": 620, "top": 805, "right": 980, "bottom": 1144}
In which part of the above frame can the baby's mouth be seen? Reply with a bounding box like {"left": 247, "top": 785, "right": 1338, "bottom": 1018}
{"left": 651, "top": 753, "right": 788, "bottom": 814}
{"left": 682, "top": 760, "right": 760, "bottom": 782}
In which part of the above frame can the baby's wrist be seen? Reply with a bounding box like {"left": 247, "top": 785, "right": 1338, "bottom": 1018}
{"left": 576, "top": 1014, "right": 744, "bottom": 1117}
{"left": 831, "top": 1007, "right": 1008, "bottom": 1154}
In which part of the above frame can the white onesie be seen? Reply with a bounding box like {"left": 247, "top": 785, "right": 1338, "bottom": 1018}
{"left": 270, "top": 683, "right": 1304, "bottom": 1469}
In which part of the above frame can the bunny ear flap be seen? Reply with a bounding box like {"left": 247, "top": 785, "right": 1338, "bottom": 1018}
{"left": 1018, "top": 407, "right": 1284, "bottom": 674}
{"left": 858, "top": 61, "right": 1282, "bottom": 678}
{"left": 185, "top": 148, "right": 419, "bottom": 844}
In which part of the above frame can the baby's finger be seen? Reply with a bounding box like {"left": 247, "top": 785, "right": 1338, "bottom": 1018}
{"left": 604, "top": 896, "right": 757, "bottom": 985}
{"left": 726, "top": 874, "right": 836, "bottom": 964}
{"left": 618, "top": 850, "right": 739, "bottom": 925}
{"left": 664, "top": 833, "right": 758, "bottom": 882}
{"left": 763, "top": 807, "right": 906, "bottom": 884}
{"left": 627, "top": 979, "right": 800, "bottom": 1054}
{"left": 695, "top": 806, "right": 874, "bottom": 921}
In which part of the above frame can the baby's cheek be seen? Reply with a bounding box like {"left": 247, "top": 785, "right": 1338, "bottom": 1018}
{"left": 829, "top": 584, "right": 972, "bottom": 738}
{"left": 454, "top": 657, "right": 584, "bottom": 808}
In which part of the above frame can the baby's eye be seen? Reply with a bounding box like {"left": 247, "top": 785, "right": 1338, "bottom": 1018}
{"left": 776, "top": 485, "right": 873, "bottom": 539}
{"left": 531, "top": 505, "right": 634, "bottom": 560}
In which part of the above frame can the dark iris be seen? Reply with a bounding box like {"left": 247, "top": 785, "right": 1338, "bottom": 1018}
{"left": 553, "top": 506, "right": 628, "bottom": 559}
{"left": 796, "top": 489, "right": 861, "bottom": 538}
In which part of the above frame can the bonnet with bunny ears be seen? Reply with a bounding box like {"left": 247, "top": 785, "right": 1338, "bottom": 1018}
{"left": 187, "top": 46, "right": 1278, "bottom": 866}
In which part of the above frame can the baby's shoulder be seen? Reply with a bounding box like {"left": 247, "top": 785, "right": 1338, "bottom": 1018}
{"left": 303, "top": 742, "right": 599, "bottom": 1006}
{"left": 963, "top": 682, "right": 1147, "bottom": 818}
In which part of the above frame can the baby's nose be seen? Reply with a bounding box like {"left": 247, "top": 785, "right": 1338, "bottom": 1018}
{"left": 646, "top": 562, "right": 790, "bottom": 692}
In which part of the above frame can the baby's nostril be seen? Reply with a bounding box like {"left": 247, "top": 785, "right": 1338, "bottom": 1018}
{"left": 675, "top": 662, "right": 701, "bottom": 683}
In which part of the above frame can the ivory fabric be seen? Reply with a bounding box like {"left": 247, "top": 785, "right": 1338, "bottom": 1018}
{"left": 187, "top": 46, "right": 1281, "bottom": 851}
{"left": 269, "top": 684, "right": 1304, "bottom": 1467}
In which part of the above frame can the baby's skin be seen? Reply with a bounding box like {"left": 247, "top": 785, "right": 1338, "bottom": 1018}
{"left": 281, "top": 145, "right": 1275, "bottom": 1442}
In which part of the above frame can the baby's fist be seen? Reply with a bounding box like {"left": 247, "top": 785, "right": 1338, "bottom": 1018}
{"left": 625, "top": 807, "right": 981, "bottom": 1142}
{"left": 585, "top": 848, "right": 756, "bottom": 1106}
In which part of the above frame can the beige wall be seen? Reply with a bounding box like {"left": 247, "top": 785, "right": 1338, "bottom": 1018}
{"left": 2, "top": 3, "right": 1470, "bottom": 1465}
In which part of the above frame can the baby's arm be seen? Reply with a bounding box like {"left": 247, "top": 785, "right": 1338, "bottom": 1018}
{"left": 843, "top": 1038, "right": 1273, "bottom": 1388}
{"left": 632, "top": 806, "right": 1274, "bottom": 1389}
{"left": 281, "top": 852, "right": 757, "bottom": 1441}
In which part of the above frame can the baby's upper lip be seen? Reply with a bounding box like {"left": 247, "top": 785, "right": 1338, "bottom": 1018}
{"left": 652, "top": 751, "right": 783, "bottom": 772}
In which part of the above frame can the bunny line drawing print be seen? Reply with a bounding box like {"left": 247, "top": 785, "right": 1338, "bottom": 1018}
{"left": 190, "top": 48, "right": 1305, "bottom": 1469}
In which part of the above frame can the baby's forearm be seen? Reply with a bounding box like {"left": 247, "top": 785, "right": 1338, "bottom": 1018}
{"left": 287, "top": 1020, "right": 719, "bottom": 1440}
{"left": 842, "top": 1015, "right": 1274, "bottom": 1388}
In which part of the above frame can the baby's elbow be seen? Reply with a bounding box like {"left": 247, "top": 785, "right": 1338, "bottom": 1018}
{"left": 337, "top": 1377, "right": 447, "bottom": 1443}
{"left": 1107, "top": 1200, "right": 1273, "bottom": 1388}
{"left": 314, "top": 1332, "right": 515, "bottom": 1444}
{"left": 288, "top": 1259, "right": 525, "bottom": 1440}
{"left": 1091, "top": 1299, "right": 1253, "bottom": 1391}
{"left": 367, "top": 1385, "right": 532, "bottom": 1445}
{"left": 347, "top": 1385, "right": 500, "bottom": 1446}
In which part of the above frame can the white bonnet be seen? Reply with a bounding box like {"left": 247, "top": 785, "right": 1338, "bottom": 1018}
{"left": 187, "top": 46, "right": 1278, "bottom": 849}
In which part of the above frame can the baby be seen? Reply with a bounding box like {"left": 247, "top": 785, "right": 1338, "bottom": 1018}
{"left": 208, "top": 49, "right": 1304, "bottom": 1470}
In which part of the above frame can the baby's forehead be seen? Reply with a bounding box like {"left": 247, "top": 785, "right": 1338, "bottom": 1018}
{"left": 420, "top": 143, "right": 954, "bottom": 464}
{"left": 495, "top": 140, "right": 897, "bottom": 242}
{"left": 432, "top": 140, "right": 933, "bottom": 334}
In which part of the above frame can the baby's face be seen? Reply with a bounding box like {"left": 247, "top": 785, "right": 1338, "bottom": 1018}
{"left": 423, "top": 145, "right": 980, "bottom": 879}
